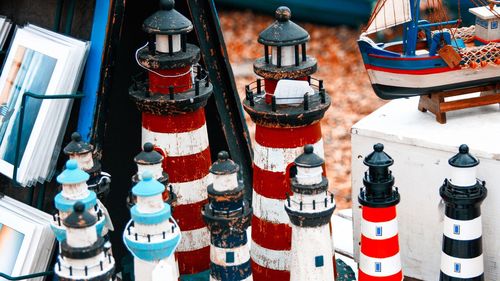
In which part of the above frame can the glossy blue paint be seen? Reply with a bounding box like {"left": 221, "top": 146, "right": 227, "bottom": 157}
{"left": 55, "top": 191, "right": 97, "bottom": 212}
{"left": 132, "top": 171, "right": 165, "bottom": 197}
{"left": 130, "top": 204, "right": 171, "bottom": 225}
{"left": 76, "top": 0, "right": 111, "bottom": 141}
{"left": 56, "top": 159, "right": 90, "bottom": 184}
{"left": 124, "top": 231, "right": 180, "bottom": 261}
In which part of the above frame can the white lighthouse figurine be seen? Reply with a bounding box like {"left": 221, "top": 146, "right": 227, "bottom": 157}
{"left": 285, "top": 145, "right": 336, "bottom": 281}
{"left": 54, "top": 201, "right": 115, "bottom": 280}
{"left": 123, "top": 170, "right": 182, "bottom": 281}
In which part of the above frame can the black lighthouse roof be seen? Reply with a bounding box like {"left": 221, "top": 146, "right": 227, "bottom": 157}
{"left": 363, "top": 143, "right": 394, "bottom": 168}
{"left": 63, "top": 201, "right": 96, "bottom": 229}
{"left": 143, "top": 0, "right": 193, "bottom": 35}
{"left": 210, "top": 151, "right": 239, "bottom": 175}
{"left": 63, "top": 132, "right": 93, "bottom": 155}
{"left": 448, "top": 144, "right": 479, "bottom": 168}
{"left": 134, "top": 142, "right": 163, "bottom": 165}
{"left": 258, "top": 6, "right": 310, "bottom": 46}
{"left": 294, "top": 145, "right": 324, "bottom": 168}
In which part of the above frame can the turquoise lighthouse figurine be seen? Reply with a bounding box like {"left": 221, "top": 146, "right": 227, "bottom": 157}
{"left": 123, "top": 170, "right": 182, "bottom": 281}
{"left": 51, "top": 159, "right": 109, "bottom": 241}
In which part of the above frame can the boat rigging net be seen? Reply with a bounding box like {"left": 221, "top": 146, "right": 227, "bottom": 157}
{"left": 458, "top": 42, "right": 500, "bottom": 67}
{"left": 364, "top": 0, "right": 413, "bottom": 34}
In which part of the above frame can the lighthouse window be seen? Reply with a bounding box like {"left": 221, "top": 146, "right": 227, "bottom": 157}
{"left": 375, "top": 262, "right": 382, "bottom": 272}
{"left": 476, "top": 18, "right": 488, "bottom": 29}
{"left": 454, "top": 263, "right": 461, "bottom": 273}
{"left": 492, "top": 21, "right": 498, "bottom": 29}
{"left": 376, "top": 226, "right": 383, "bottom": 236}
{"left": 226, "top": 252, "right": 235, "bottom": 263}
{"left": 453, "top": 224, "right": 460, "bottom": 235}
{"left": 315, "top": 256, "right": 324, "bottom": 267}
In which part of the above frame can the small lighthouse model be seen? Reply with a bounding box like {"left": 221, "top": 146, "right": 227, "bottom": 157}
{"left": 63, "top": 132, "right": 111, "bottom": 201}
{"left": 129, "top": 0, "right": 213, "bottom": 276}
{"left": 285, "top": 145, "right": 336, "bottom": 281}
{"left": 128, "top": 142, "right": 174, "bottom": 207}
{"left": 54, "top": 202, "right": 115, "bottom": 281}
{"left": 51, "top": 160, "right": 108, "bottom": 242}
{"left": 243, "top": 6, "right": 330, "bottom": 280}
{"left": 202, "top": 151, "right": 252, "bottom": 281}
{"left": 123, "top": 171, "right": 182, "bottom": 281}
{"left": 358, "top": 144, "right": 402, "bottom": 280}
{"left": 440, "top": 144, "right": 487, "bottom": 281}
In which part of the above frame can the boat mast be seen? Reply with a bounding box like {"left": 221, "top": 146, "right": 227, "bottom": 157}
{"left": 403, "top": 0, "right": 421, "bottom": 56}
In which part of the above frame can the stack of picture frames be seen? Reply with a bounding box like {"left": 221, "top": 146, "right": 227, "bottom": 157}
{"left": 0, "top": 16, "right": 12, "bottom": 50}
{"left": 0, "top": 195, "right": 55, "bottom": 280}
{"left": 0, "top": 24, "right": 89, "bottom": 186}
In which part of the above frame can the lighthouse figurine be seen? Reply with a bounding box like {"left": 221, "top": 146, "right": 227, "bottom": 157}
{"left": 123, "top": 170, "right": 182, "bottom": 281}
{"left": 440, "top": 144, "right": 487, "bottom": 281}
{"left": 358, "top": 144, "right": 403, "bottom": 280}
{"left": 243, "top": 6, "right": 331, "bottom": 280}
{"left": 51, "top": 160, "right": 108, "bottom": 242}
{"left": 54, "top": 202, "right": 115, "bottom": 281}
{"left": 129, "top": 0, "right": 213, "bottom": 276}
{"left": 284, "top": 145, "right": 336, "bottom": 281}
{"left": 63, "top": 132, "right": 111, "bottom": 201}
{"left": 202, "top": 151, "right": 252, "bottom": 281}
{"left": 128, "top": 142, "right": 175, "bottom": 208}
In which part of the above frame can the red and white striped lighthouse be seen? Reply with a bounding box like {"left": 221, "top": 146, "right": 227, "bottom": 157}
{"left": 129, "top": 0, "right": 213, "bottom": 277}
{"left": 243, "top": 7, "right": 330, "bottom": 280}
{"left": 358, "top": 143, "right": 402, "bottom": 281}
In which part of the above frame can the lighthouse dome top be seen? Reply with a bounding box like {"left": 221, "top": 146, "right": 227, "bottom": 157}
{"left": 143, "top": 0, "right": 193, "bottom": 35}
{"left": 294, "top": 145, "right": 324, "bottom": 168}
{"left": 135, "top": 142, "right": 163, "bottom": 165}
{"left": 57, "top": 159, "right": 90, "bottom": 184}
{"left": 448, "top": 144, "right": 479, "bottom": 168}
{"left": 132, "top": 170, "right": 165, "bottom": 197}
{"left": 258, "top": 6, "right": 310, "bottom": 47}
{"left": 209, "top": 151, "right": 239, "bottom": 175}
{"left": 63, "top": 201, "right": 96, "bottom": 229}
{"left": 63, "top": 132, "right": 93, "bottom": 155}
{"left": 363, "top": 143, "right": 394, "bottom": 168}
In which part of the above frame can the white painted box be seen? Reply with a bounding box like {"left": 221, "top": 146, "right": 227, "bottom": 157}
{"left": 351, "top": 97, "right": 500, "bottom": 281}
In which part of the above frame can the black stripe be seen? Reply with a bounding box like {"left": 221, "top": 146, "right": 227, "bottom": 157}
{"left": 445, "top": 206, "right": 481, "bottom": 221}
{"left": 210, "top": 259, "right": 252, "bottom": 280}
{"left": 211, "top": 232, "right": 248, "bottom": 248}
{"left": 440, "top": 272, "right": 484, "bottom": 281}
{"left": 442, "top": 236, "right": 482, "bottom": 259}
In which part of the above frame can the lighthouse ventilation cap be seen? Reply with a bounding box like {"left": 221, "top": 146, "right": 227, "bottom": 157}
{"left": 63, "top": 132, "right": 93, "bottom": 155}
{"left": 448, "top": 144, "right": 479, "bottom": 168}
{"left": 258, "top": 6, "right": 310, "bottom": 46}
{"left": 134, "top": 142, "right": 163, "bottom": 165}
{"left": 132, "top": 170, "right": 165, "bottom": 197}
{"left": 363, "top": 143, "right": 394, "bottom": 167}
{"left": 57, "top": 159, "right": 90, "bottom": 184}
{"left": 63, "top": 201, "right": 97, "bottom": 228}
{"left": 294, "top": 144, "right": 324, "bottom": 168}
{"left": 143, "top": 0, "right": 193, "bottom": 35}
{"left": 209, "top": 151, "right": 239, "bottom": 175}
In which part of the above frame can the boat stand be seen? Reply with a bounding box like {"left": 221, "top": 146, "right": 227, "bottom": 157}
{"left": 418, "top": 84, "right": 500, "bottom": 124}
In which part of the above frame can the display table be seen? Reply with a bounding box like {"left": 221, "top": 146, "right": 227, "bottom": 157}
{"left": 351, "top": 97, "right": 499, "bottom": 281}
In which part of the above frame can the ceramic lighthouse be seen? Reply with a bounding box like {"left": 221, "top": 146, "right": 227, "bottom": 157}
{"left": 128, "top": 142, "right": 175, "bottom": 208}
{"left": 63, "top": 132, "right": 111, "bottom": 201}
{"left": 285, "top": 145, "right": 336, "bottom": 281}
{"left": 51, "top": 159, "right": 108, "bottom": 242}
{"left": 358, "top": 144, "right": 402, "bottom": 280}
{"left": 243, "top": 6, "right": 330, "bottom": 280}
{"left": 54, "top": 202, "right": 115, "bottom": 281}
{"left": 202, "top": 151, "right": 253, "bottom": 281}
{"left": 124, "top": 170, "right": 182, "bottom": 281}
{"left": 129, "top": 0, "right": 213, "bottom": 277}
{"left": 439, "top": 144, "right": 487, "bottom": 281}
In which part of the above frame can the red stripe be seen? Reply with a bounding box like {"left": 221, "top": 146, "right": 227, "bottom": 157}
{"left": 149, "top": 66, "right": 192, "bottom": 94}
{"left": 173, "top": 199, "right": 207, "bottom": 231}
{"left": 251, "top": 260, "right": 290, "bottom": 281}
{"left": 365, "top": 64, "right": 458, "bottom": 75}
{"left": 474, "top": 36, "right": 500, "bottom": 44}
{"left": 253, "top": 165, "right": 292, "bottom": 199}
{"left": 164, "top": 148, "right": 211, "bottom": 183}
{"left": 176, "top": 245, "right": 210, "bottom": 275}
{"left": 368, "top": 53, "right": 440, "bottom": 60}
{"left": 251, "top": 216, "right": 291, "bottom": 251}
{"left": 361, "top": 234, "right": 401, "bottom": 258}
{"left": 142, "top": 108, "right": 206, "bottom": 133}
{"left": 358, "top": 269, "right": 403, "bottom": 281}
{"left": 255, "top": 123, "right": 322, "bottom": 148}
{"left": 362, "top": 206, "right": 397, "bottom": 223}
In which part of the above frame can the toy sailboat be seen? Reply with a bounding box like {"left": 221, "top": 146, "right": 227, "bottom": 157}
{"left": 358, "top": 0, "right": 500, "bottom": 99}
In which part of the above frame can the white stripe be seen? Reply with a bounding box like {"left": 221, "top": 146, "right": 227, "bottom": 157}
{"left": 142, "top": 124, "right": 209, "bottom": 157}
{"left": 359, "top": 252, "right": 402, "bottom": 277}
{"left": 443, "top": 216, "right": 482, "bottom": 241}
{"left": 171, "top": 174, "right": 211, "bottom": 205}
{"left": 441, "top": 252, "right": 484, "bottom": 279}
{"left": 250, "top": 240, "right": 290, "bottom": 271}
{"left": 361, "top": 217, "right": 399, "bottom": 240}
{"left": 252, "top": 192, "right": 289, "bottom": 224}
{"left": 253, "top": 140, "right": 324, "bottom": 173}
{"left": 177, "top": 227, "right": 210, "bottom": 252}
{"left": 210, "top": 241, "right": 251, "bottom": 266}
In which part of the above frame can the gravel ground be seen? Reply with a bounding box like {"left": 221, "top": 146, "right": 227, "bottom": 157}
{"left": 219, "top": 10, "right": 387, "bottom": 209}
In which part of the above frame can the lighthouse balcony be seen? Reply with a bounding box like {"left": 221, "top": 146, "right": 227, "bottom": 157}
{"left": 55, "top": 251, "right": 115, "bottom": 281}
{"left": 243, "top": 76, "right": 331, "bottom": 127}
